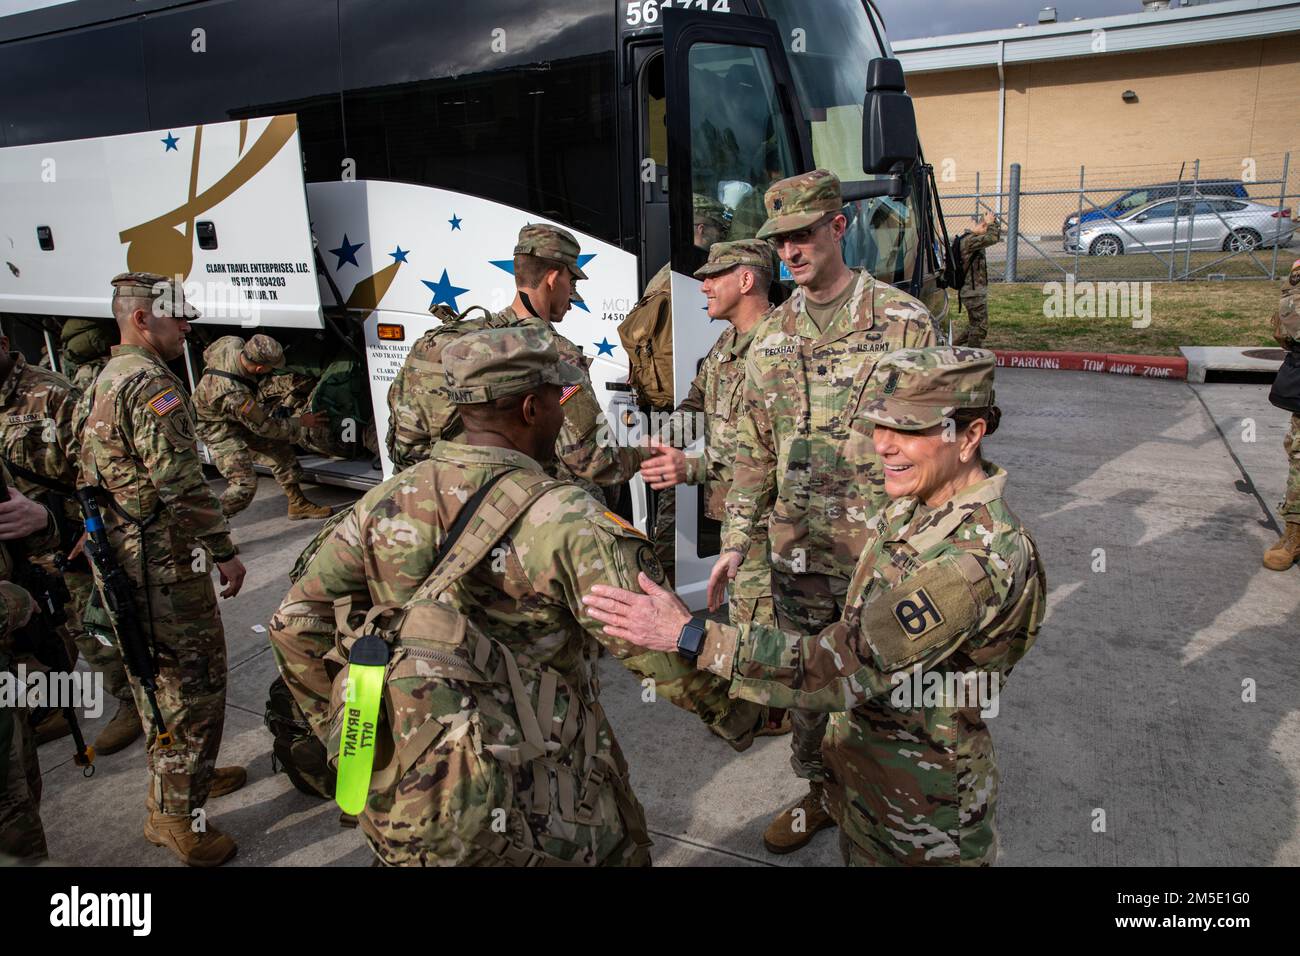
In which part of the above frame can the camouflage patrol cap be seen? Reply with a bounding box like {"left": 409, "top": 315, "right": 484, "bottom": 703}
{"left": 756, "top": 169, "right": 844, "bottom": 240}
{"left": 859, "top": 347, "right": 996, "bottom": 431}
{"left": 693, "top": 193, "right": 730, "bottom": 230}
{"left": 694, "top": 239, "right": 778, "bottom": 279}
{"left": 514, "top": 224, "right": 589, "bottom": 280}
{"left": 241, "top": 334, "right": 285, "bottom": 369}
{"left": 110, "top": 272, "right": 201, "bottom": 319}
{"left": 442, "top": 325, "right": 583, "bottom": 405}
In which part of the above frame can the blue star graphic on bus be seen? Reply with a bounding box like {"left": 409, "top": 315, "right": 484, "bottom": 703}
{"left": 161, "top": 132, "right": 179, "bottom": 152}
{"left": 489, "top": 253, "right": 596, "bottom": 312}
{"left": 329, "top": 234, "right": 365, "bottom": 270}
{"left": 449, "top": 214, "right": 463, "bottom": 231}
{"left": 422, "top": 270, "right": 470, "bottom": 312}
{"left": 595, "top": 337, "right": 617, "bottom": 357}
{"left": 389, "top": 246, "right": 410, "bottom": 264}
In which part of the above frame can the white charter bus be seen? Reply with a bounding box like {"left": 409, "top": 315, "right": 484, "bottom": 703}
{"left": 0, "top": 0, "right": 952, "bottom": 605}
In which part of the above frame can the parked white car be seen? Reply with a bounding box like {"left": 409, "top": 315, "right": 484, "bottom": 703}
{"left": 1065, "top": 197, "right": 1294, "bottom": 256}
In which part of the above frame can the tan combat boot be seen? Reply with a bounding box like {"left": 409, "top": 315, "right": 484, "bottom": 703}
{"left": 762, "top": 781, "right": 835, "bottom": 855}
{"left": 284, "top": 483, "right": 332, "bottom": 520}
{"left": 92, "top": 701, "right": 143, "bottom": 755}
{"left": 1263, "top": 522, "right": 1300, "bottom": 571}
{"left": 34, "top": 711, "right": 71, "bottom": 745}
{"left": 208, "top": 766, "right": 248, "bottom": 798}
{"left": 144, "top": 811, "right": 237, "bottom": 867}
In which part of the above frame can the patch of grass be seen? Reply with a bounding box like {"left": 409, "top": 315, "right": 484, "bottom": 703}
{"left": 967, "top": 280, "right": 1284, "bottom": 356}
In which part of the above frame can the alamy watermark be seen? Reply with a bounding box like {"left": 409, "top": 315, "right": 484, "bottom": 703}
{"left": 0, "top": 665, "right": 103, "bottom": 719}
{"left": 1042, "top": 275, "right": 1152, "bottom": 329}
{"left": 889, "top": 663, "right": 1000, "bottom": 718}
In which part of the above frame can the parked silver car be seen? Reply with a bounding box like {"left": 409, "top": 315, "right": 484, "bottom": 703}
{"left": 1065, "top": 197, "right": 1294, "bottom": 256}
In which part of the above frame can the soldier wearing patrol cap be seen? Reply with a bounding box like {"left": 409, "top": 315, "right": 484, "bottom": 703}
{"left": 585, "top": 346, "right": 1048, "bottom": 867}
{"left": 74, "top": 272, "right": 250, "bottom": 866}
{"left": 641, "top": 239, "right": 780, "bottom": 627}
{"left": 193, "top": 332, "right": 332, "bottom": 519}
{"left": 718, "top": 168, "right": 938, "bottom": 855}
{"left": 385, "top": 223, "right": 650, "bottom": 504}
{"left": 271, "top": 326, "right": 764, "bottom": 866}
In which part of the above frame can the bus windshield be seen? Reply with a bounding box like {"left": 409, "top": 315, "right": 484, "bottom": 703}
{"left": 759, "top": 0, "right": 920, "bottom": 286}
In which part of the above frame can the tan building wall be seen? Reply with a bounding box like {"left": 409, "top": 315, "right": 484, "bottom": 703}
{"left": 910, "top": 36, "right": 1300, "bottom": 198}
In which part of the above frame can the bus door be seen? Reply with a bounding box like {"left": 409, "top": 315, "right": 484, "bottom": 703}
{"left": 661, "top": 8, "right": 812, "bottom": 608}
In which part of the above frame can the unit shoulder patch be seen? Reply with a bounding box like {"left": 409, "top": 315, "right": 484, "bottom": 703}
{"left": 859, "top": 553, "right": 987, "bottom": 672}
{"left": 636, "top": 543, "right": 666, "bottom": 585}
{"left": 892, "top": 586, "right": 944, "bottom": 639}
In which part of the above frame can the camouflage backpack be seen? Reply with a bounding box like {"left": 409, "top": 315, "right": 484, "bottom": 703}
{"left": 323, "top": 467, "right": 652, "bottom": 866}
{"left": 385, "top": 305, "right": 507, "bottom": 462}
{"left": 265, "top": 675, "right": 336, "bottom": 799}
{"left": 617, "top": 267, "right": 675, "bottom": 411}
{"left": 59, "top": 317, "right": 116, "bottom": 378}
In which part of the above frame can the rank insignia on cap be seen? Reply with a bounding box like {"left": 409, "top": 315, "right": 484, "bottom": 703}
{"left": 560, "top": 384, "right": 581, "bottom": 406}
{"left": 892, "top": 587, "right": 944, "bottom": 640}
{"left": 884, "top": 370, "right": 900, "bottom": 395}
{"left": 772, "top": 199, "right": 783, "bottom": 211}
{"left": 148, "top": 390, "right": 181, "bottom": 416}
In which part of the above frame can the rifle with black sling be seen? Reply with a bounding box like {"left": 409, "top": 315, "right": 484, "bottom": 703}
{"left": 76, "top": 487, "right": 173, "bottom": 748}
{"left": 0, "top": 466, "right": 95, "bottom": 773}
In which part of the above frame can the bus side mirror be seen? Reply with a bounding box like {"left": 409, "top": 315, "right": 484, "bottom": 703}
{"left": 862, "top": 58, "right": 918, "bottom": 176}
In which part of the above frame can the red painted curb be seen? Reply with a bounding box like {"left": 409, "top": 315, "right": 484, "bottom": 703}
{"left": 993, "top": 350, "right": 1187, "bottom": 381}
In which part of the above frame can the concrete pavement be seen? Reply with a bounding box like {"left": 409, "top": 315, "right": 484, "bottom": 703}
{"left": 33, "top": 369, "right": 1299, "bottom": 866}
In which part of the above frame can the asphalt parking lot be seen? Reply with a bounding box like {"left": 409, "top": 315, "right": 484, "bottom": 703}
{"left": 34, "top": 368, "right": 1299, "bottom": 867}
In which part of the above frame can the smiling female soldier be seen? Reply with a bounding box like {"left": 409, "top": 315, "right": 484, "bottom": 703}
{"left": 583, "top": 347, "right": 1047, "bottom": 866}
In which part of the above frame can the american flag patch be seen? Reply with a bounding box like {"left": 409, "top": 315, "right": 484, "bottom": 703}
{"left": 560, "top": 384, "right": 581, "bottom": 406}
{"left": 148, "top": 390, "right": 181, "bottom": 416}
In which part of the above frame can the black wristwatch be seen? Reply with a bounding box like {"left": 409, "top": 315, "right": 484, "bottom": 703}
{"left": 676, "top": 617, "right": 708, "bottom": 663}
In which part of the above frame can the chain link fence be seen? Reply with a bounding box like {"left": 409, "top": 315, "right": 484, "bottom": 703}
{"left": 937, "top": 154, "right": 1297, "bottom": 283}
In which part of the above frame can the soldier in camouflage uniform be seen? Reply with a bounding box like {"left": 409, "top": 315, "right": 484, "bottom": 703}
{"left": 385, "top": 224, "right": 649, "bottom": 503}
{"left": 586, "top": 347, "right": 1048, "bottom": 866}
{"left": 953, "top": 212, "right": 1001, "bottom": 348}
{"left": 1265, "top": 258, "right": 1300, "bottom": 571}
{"left": 270, "top": 326, "right": 763, "bottom": 866}
{"left": 0, "top": 330, "right": 139, "bottom": 754}
{"left": 622, "top": 196, "right": 732, "bottom": 578}
{"left": 642, "top": 240, "right": 778, "bottom": 626}
{"left": 192, "top": 334, "right": 332, "bottom": 519}
{"left": 75, "top": 273, "right": 250, "bottom": 867}
{"left": 720, "top": 169, "right": 937, "bottom": 854}
{"left": 0, "top": 471, "right": 59, "bottom": 860}
{"left": 59, "top": 318, "right": 116, "bottom": 392}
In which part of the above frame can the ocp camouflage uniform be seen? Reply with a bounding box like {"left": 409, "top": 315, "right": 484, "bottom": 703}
{"left": 271, "top": 327, "right": 761, "bottom": 865}
{"left": 724, "top": 269, "right": 936, "bottom": 781}
{"left": 657, "top": 240, "right": 778, "bottom": 624}
{"left": 0, "top": 464, "right": 56, "bottom": 860}
{"left": 698, "top": 348, "right": 1046, "bottom": 865}
{"left": 954, "top": 220, "right": 1001, "bottom": 348}
{"left": 76, "top": 333, "right": 237, "bottom": 816}
{"left": 0, "top": 352, "right": 130, "bottom": 706}
{"left": 1274, "top": 261, "right": 1300, "bottom": 524}
{"left": 193, "top": 335, "right": 306, "bottom": 516}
